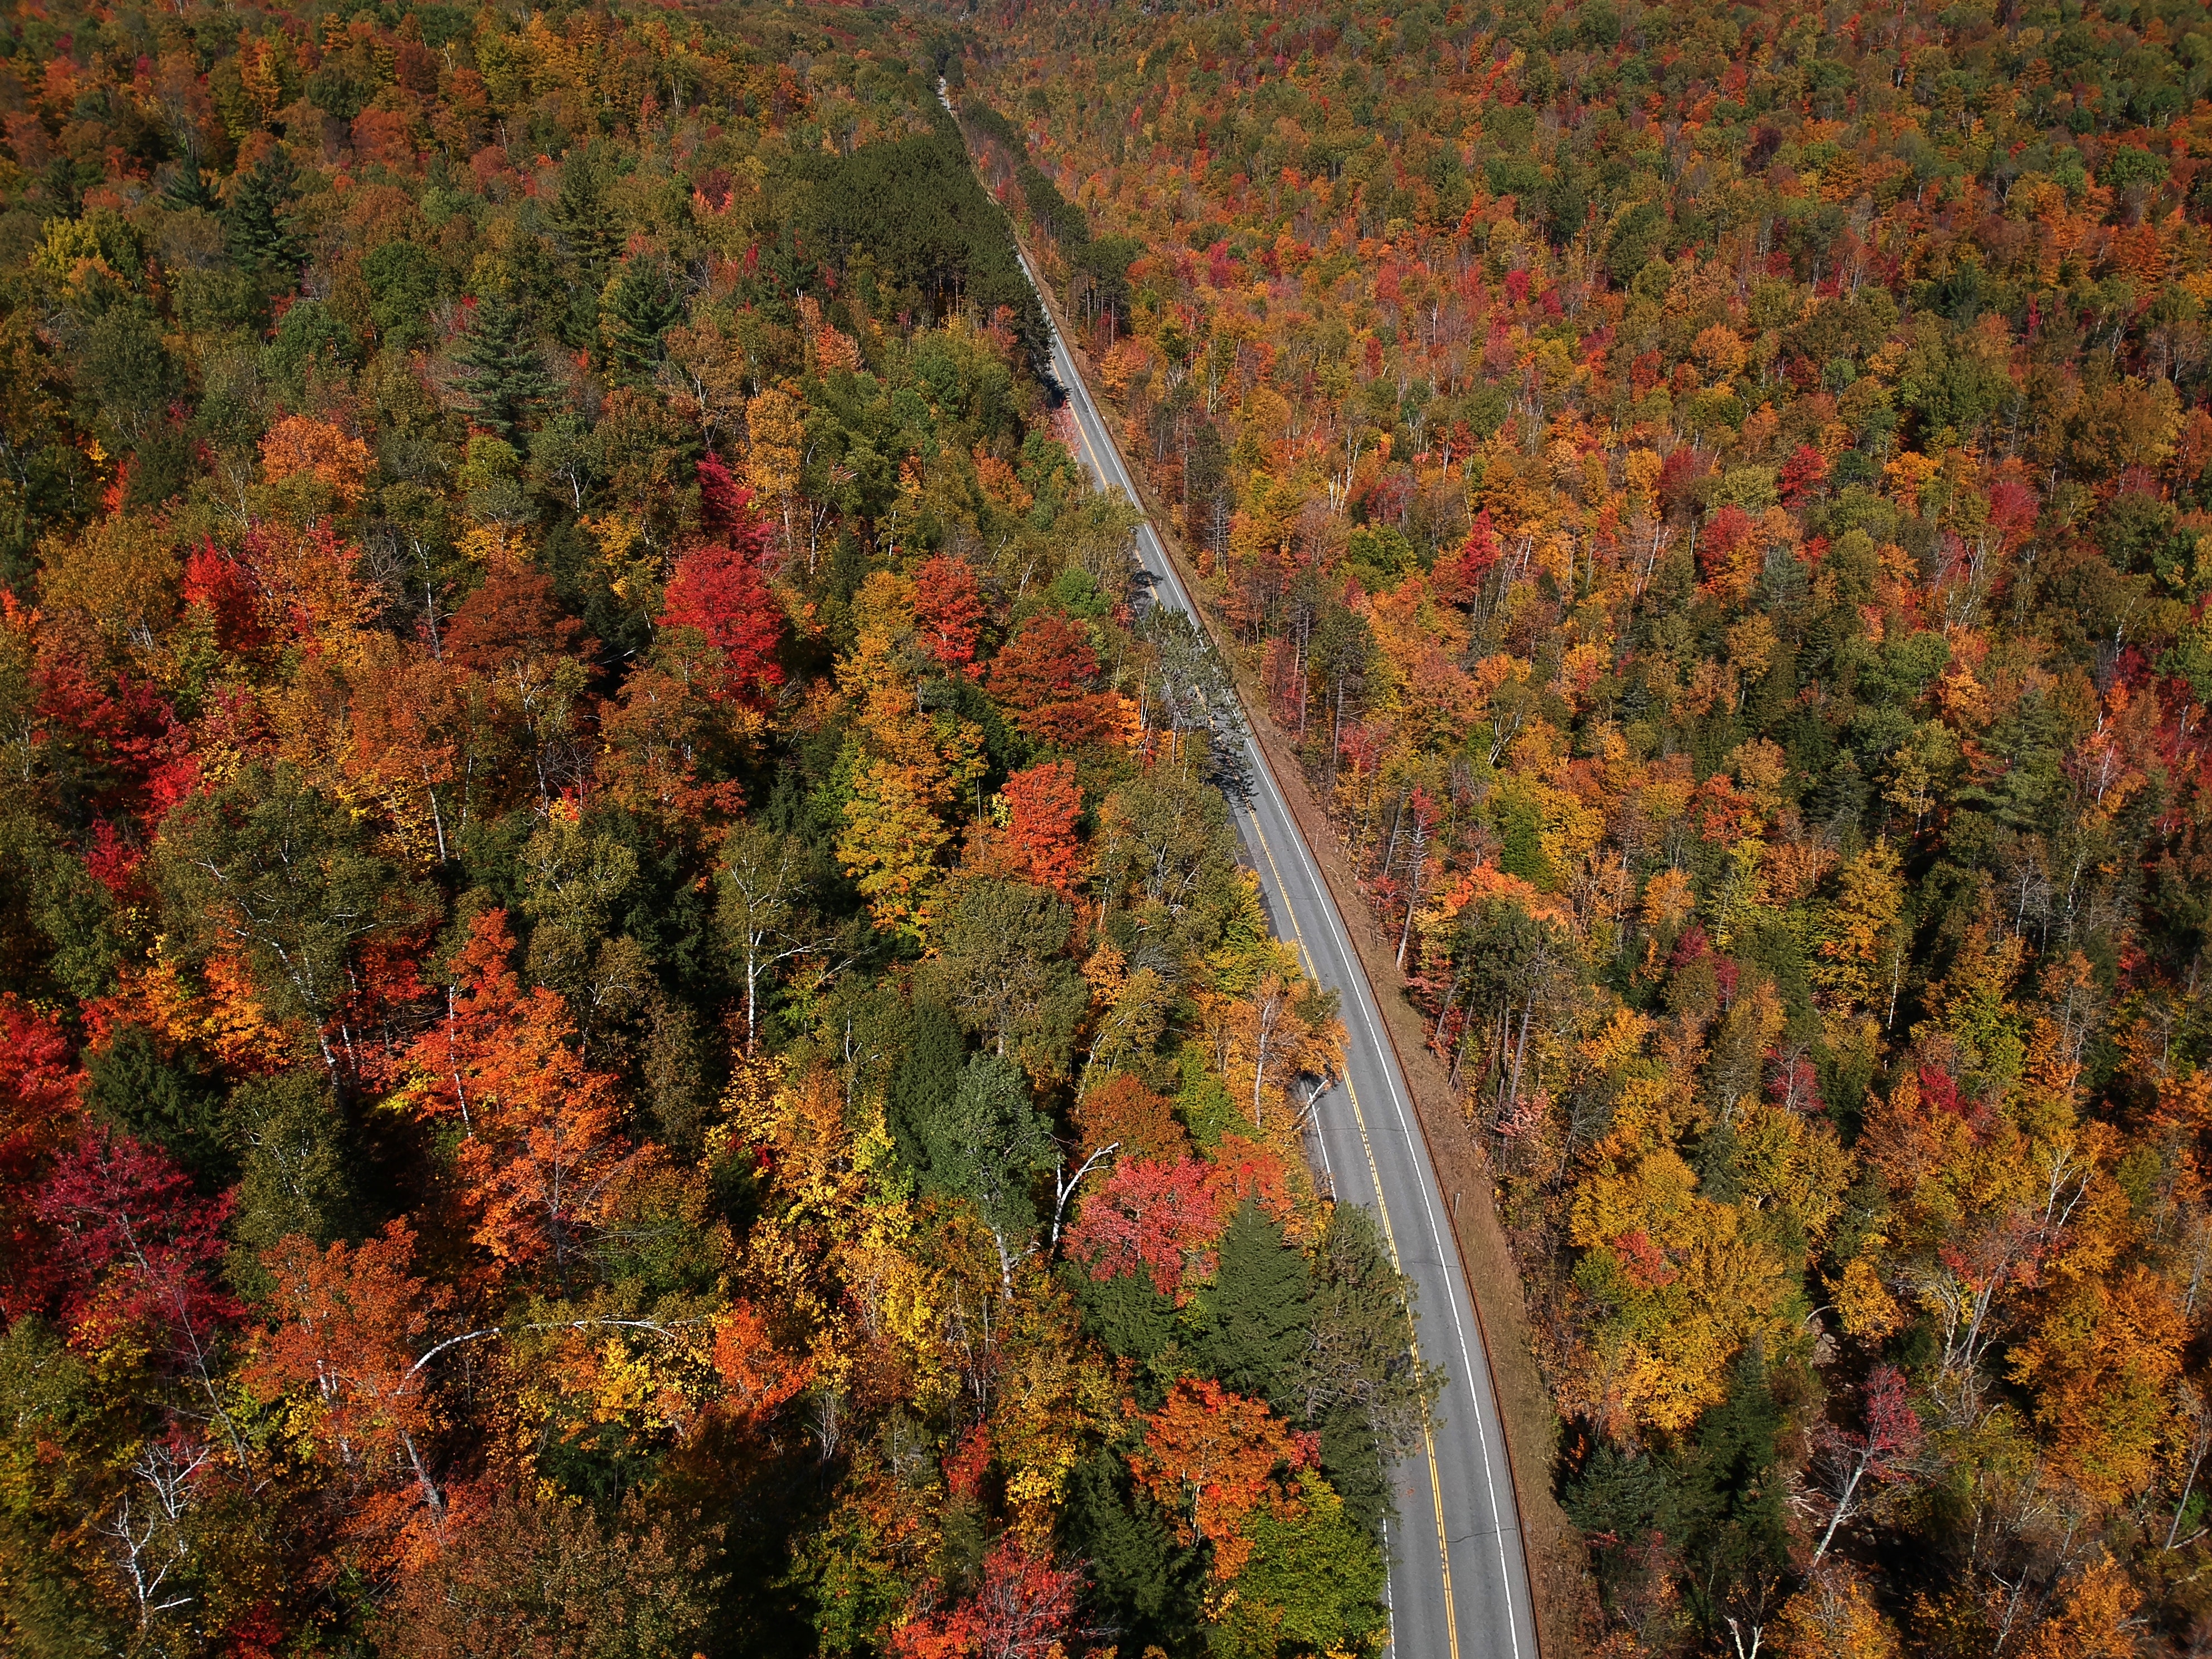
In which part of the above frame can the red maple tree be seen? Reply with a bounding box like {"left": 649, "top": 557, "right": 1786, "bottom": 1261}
{"left": 888, "top": 1539, "right": 1085, "bottom": 1659}
{"left": 659, "top": 487, "right": 784, "bottom": 712}
{"left": 998, "top": 760, "right": 1084, "bottom": 896}
{"left": 988, "top": 613, "right": 1108, "bottom": 748}
{"left": 1064, "top": 1155, "right": 1228, "bottom": 1299}
{"left": 914, "top": 554, "right": 986, "bottom": 678}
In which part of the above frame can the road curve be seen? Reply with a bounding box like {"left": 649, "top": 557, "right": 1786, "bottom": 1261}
{"left": 962, "top": 95, "right": 1541, "bottom": 1659}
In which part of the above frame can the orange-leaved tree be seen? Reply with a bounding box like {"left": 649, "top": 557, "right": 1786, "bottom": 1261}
{"left": 406, "top": 908, "right": 636, "bottom": 1273}
{"left": 1064, "top": 1155, "right": 1229, "bottom": 1299}
{"left": 1129, "top": 1377, "right": 1313, "bottom": 1580}
{"left": 997, "top": 760, "right": 1085, "bottom": 899}
{"left": 250, "top": 1221, "right": 457, "bottom": 1554}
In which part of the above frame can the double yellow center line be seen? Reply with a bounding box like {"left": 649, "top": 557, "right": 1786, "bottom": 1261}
{"left": 1239, "top": 796, "right": 1462, "bottom": 1659}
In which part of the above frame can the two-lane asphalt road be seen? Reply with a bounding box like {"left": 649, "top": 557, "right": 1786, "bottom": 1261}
{"left": 971, "top": 116, "right": 1541, "bottom": 1659}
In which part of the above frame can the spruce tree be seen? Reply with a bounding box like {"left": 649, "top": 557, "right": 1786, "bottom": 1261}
{"left": 1201, "top": 1199, "right": 1314, "bottom": 1408}
{"left": 545, "top": 162, "right": 616, "bottom": 351}
{"left": 598, "top": 254, "right": 683, "bottom": 388}
{"left": 1668, "top": 1347, "right": 1791, "bottom": 1640}
{"left": 224, "top": 153, "right": 304, "bottom": 279}
{"left": 887, "top": 1001, "right": 963, "bottom": 1179}
{"left": 85, "top": 1024, "right": 231, "bottom": 1188}
{"left": 1069, "top": 1267, "right": 1177, "bottom": 1363}
{"left": 453, "top": 288, "right": 554, "bottom": 442}
{"left": 549, "top": 157, "right": 621, "bottom": 283}
{"left": 1060, "top": 1449, "right": 1204, "bottom": 1650}
{"left": 160, "top": 164, "right": 220, "bottom": 215}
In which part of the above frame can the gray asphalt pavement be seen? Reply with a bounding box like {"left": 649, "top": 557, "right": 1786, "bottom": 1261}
{"left": 998, "top": 230, "right": 1541, "bottom": 1659}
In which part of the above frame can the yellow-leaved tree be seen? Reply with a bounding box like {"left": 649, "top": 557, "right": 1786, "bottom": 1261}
{"left": 839, "top": 757, "right": 952, "bottom": 944}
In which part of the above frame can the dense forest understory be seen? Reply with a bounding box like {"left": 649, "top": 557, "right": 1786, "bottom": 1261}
{"left": 944, "top": 0, "right": 2212, "bottom": 1653}
{"left": 0, "top": 2, "right": 1442, "bottom": 1656}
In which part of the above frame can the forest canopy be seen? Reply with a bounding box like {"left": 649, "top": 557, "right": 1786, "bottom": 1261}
{"left": 0, "top": 2, "right": 1427, "bottom": 1656}
{"left": 944, "top": 0, "right": 2212, "bottom": 1652}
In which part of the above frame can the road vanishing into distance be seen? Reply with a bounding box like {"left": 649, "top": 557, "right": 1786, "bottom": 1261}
{"left": 957, "top": 86, "right": 1542, "bottom": 1659}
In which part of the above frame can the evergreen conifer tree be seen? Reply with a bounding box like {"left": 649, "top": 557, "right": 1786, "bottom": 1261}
{"left": 453, "top": 288, "right": 554, "bottom": 442}
{"left": 224, "top": 153, "right": 304, "bottom": 279}
{"left": 547, "top": 166, "right": 619, "bottom": 350}
{"left": 549, "top": 157, "right": 621, "bottom": 282}
{"left": 1670, "top": 1348, "right": 1792, "bottom": 1636}
{"left": 888, "top": 1001, "right": 963, "bottom": 1179}
{"left": 85, "top": 1025, "right": 231, "bottom": 1188}
{"left": 598, "top": 254, "right": 683, "bottom": 387}
{"left": 1069, "top": 1267, "right": 1177, "bottom": 1362}
{"left": 160, "top": 164, "right": 220, "bottom": 215}
{"left": 1060, "top": 1449, "right": 1204, "bottom": 1650}
{"left": 1201, "top": 1199, "right": 1314, "bottom": 1407}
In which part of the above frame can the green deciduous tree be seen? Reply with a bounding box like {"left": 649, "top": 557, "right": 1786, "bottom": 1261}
{"left": 911, "top": 1054, "right": 1056, "bottom": 1297}
{"left": 922, "top": 878, "right": 1086, "bottom": 1083}
{"left": 156, "top": 763, "right": 435, "bottom": 1086}
{"left": 227, "top": 1067, "right": 361, "bottom": 1262}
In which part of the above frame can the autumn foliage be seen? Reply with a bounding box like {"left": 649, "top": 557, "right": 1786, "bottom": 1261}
{"left": 1066, "top": 1154, "right": 1231, "bottom": 1299}
{"left": 0, "top": 5, "right": 1412, "bottom": 1651}
{"left": 1131, "top": 1379, "right": 1313, "bottom": 1579}
{"left": 659, "top": 493, "right": 785, "bottom": 711}
{"left": 960, "top": 0, "right": 2212, "bottom": 1646}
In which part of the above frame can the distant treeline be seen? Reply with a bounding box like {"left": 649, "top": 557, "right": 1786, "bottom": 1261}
{"left": 959, "top": 99, "right": 1139, "bottom": 331}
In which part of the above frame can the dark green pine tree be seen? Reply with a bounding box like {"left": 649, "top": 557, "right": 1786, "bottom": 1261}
{"left": 598, "top": 254, "right": 684, "bottom": 388}
{"left": 549, "top": 158, "right": 621, "bottom": 283}
{"left": 547, "top": 168, "right": 618, "bottom": 351}
{"left": 84, "top": 1023, "right": 232, "bottom": 1189}
{"left": 1667, "top": 1346, "right": 1792, "bottom": 1643}
{"left": 224, "top": 153, "right": 305, "bottom": 279}
{"left": 1201, "top": 1199, "right": 1314, "bottom": 1408}
{"left": 887, "top": 1000, "right": 963, "bottom": 1180}
{"left": 159, "top": 164, "right": 220, "bottom": 215}
{"left": 1564, "top": 1440, "right": 1670, "bottom": 1626}
{"left": 454, "top": 289, "right": 555, "bottom": 442}
{"left": 1060, "top": 1448, "right": 1205, "bottom": 1652}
